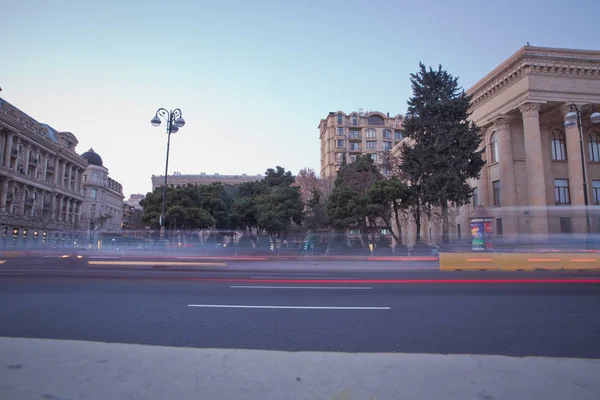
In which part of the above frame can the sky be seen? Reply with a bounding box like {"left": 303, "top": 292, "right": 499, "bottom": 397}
{"left": 2, "top": 0, "right": 599, "bottom": 198}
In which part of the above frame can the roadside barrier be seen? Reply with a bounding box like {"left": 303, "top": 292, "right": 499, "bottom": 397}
{"left": 440, "top": 252, "right": 600, "bottom": 271}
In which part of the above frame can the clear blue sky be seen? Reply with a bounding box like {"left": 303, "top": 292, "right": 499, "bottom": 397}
{"left": 2, "top": 0, "right": 599, "bottom": 197}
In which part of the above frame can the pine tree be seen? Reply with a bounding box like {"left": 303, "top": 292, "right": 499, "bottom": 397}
{"left": 401, "top": 63, "right": 484, "bottom": 244}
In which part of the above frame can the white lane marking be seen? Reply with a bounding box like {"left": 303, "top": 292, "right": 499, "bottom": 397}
{"left": 87, "top": 256, "right": 121, "bottom": 259}
{"left": 230, "top": 285, "right": 372, "bottom": 290}
{"left": 187, "top": 304, "right": 390, "bottom": 310}
{"left": 249, "top": 276, "right": 359, "bottom": 279}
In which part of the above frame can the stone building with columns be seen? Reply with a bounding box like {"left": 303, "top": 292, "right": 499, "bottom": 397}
{"left": 0, "top": 97, "right": 87, "bottom": 248}
{"left": 79, "top": 148, "right": 124, "bottom": 246}
{"left": 393, "top": 45, "right": 600, "bottom": 246}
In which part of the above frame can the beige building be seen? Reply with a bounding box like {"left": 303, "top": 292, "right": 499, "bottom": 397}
{"left": 319, "top": 110, "right": 405, "bottom": 178}
{"left": 151, "top": 172, "right": 263, "bottom": 190}
{"left": 393, "top": 45, "right": 600, "bottom": 246}
{"left": 80, "top": 148, "right": 124, "bottom": 242}
{"left": 0, "top": 97, "right": 87, "bottom": 248}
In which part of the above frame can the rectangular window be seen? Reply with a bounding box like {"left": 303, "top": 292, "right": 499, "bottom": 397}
{"left": 335, "top": 152, "right": 344, "bottom": 163}
{"left": 383, "top": 129, "right": 392, "bottom": 139}
{"left": 369, "top": 153, "right": 377, "bottom": 161}
{"left": 394, "top": 131, "right": 403, "bottom": 141}
{"left": 380, "top": 228, "right": 390, "bottom": 235}
{"left": 492, "top": 181, "right": 501, "bottom": 206}
{"left": 91, "top": 204, "right": 96, "bottom": 212}
{"left": 496, "top": 219, "right": 503, "bottom": 236}
{"left": 349, "top": 229, "right": 360, "bottom": 235}
{"left": 366, "top": 141, "right": 377, "bottom": 150}
{"left": 366, "top": 129, "right": 376, "bottom": 138}
{"left": 336, "top": 139, "right": 345, "bottom": 148}
{"left": 90, "top": 188, "right": 97, "bottom": 199}
{"left": 593, "top": 180, "right": 600, "bottom": 204}
{"left": 554, "top": 179, "right": 570, "bottom": 204}
{"left": 349, "top": 129, "right": 360, "bottom": 139}
{"left": 336, "top": 127, "right": 345, "bottom": 136}
{"left": 589, "top": 139, "right": 600, "bottom": 162}
{"left": 350, "top": 154, "right": 357, "bottom": 162}
{"left": 560, "top": 217, "right": 572, "bottom": 234}
{"left": 472, "top": 187, "right": 478, "bottom": 207}
{"left": 383, "top": 141, "right": 392, "bottom": 151}
{"left": 350, "top": 143, "right": 361, "bottom": 151}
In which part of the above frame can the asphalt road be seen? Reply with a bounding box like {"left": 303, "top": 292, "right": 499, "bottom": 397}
{"left": 1, "top": 264, "right": 600, "bottom": 359}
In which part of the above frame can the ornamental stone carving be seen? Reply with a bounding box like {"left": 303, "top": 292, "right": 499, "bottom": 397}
{"left": 519, "top": 103, "right": 541, "bottom": 117}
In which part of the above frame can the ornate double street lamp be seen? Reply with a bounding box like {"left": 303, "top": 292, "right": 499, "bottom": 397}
{"left": 150, "top": 108, "right": 186, "bottom": 241}
{"left": 563, "top": 104, "right": 600, "bottom": 236}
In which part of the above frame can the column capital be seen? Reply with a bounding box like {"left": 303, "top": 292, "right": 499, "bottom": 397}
{"left": 519, "top": 103, "right": 541, "bottom": 117}
{"left": 492, "top": 118, "right": 511, "bottom": 129}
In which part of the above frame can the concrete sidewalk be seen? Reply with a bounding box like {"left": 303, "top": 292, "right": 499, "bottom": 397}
{"left": 1, "top": 337, "right": 599, "bottom": 400}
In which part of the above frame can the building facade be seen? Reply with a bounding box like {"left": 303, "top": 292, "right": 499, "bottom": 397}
{"left": 319, "top": 110, "right": 405, "bottom": 178}
{"left": 80, "top": 149, "right": 124, "bottom": 243}
{"left": 125, "top": 193, "right": 145, "bottom": 210}
{"left": 0, "top": 97, "right": 88, "bottom": 248}
{"left": 393, "top": 45, "right": 600, "bottom": 246}
{"left": 151, "top": 172, "right": 263, "bottom": 191}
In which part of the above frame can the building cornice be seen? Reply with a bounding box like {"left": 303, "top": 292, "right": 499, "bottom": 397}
{"left": 467, "top": 46, "right": 600, "bottom": 110}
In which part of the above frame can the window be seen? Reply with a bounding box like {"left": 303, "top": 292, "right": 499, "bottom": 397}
{"left": 349, "top": 142, "right": 361, "bottom": 151}
{"left": 336, "top": 139, "right": 345, "bottom": 148}
{"left": 350, "top": 154, "right": 357, "bottom": 162}
{"left": 337, "top": 113, "right": 342, "bottom": 124}
{"left": 394, "top": 131, "right": 403, "bottom": 141}
{"left": 366, "top": 128, "right": 376, "bottom": 138}
{"left": 589, "top": 132, "right": 600, "bottom": 162}
{"left": 489, "top": 132, "right": 499, "bottom": 163}
{"left": 90, "top": 188, "right": 97, "bottom": 199}
{"left": 367, "top": 115, "right": 385, "bottom": 125}
{"left": 369, "top": 153, "right": 377, "bottom": 161}
{"left": 352, "top": 114, "right": 357, "bottom": 126}
{"left": 349, "top": 129, "right": 360, "bottom": 139}
{"left": 383, "top": 129, "right": 392, "bottom": 139}
{"left": 91, "top": 204, "right": 96, "bottom": 212}
{"left": 457, "top": 224, "right": 462, "bottom": 239}
{"left": 337, "top": 127, "right": 345, "bottom": 136}
{"left": 383, "top": 141, "right": 392, "bottom": 151}
{"left": 560, "top": 217, "right": 572, "bottom": 234}
{"left": 366, "top": 141, "right": 377, "bottom": 150}
{"left": 380, "top": 228, "right": 390, "bottom": 235}
{"left": 554, "top": 179, "right": 570, "bottom": 204}
{"left": 472, "top": 187, "right": 478, "bottom": 207}
{"left": 335, "top": 152, "right": 344, "bottom": 163}
{"left": 492, "top": 180, "right": 501, "bottom": 206}
{"left": 593, "top": 180, "right": 600, "bottom": 204}
{"left": 551, "top": 130, "right": 567, "bottom": 161}
{"left": 83, "top": 175, "right": 87, "bottom": 182}
{"left": 92, "top": 172, "right": 99, "bottom": 182}
{"left": 496, "top": 219, "right": 503, "bottom": 236}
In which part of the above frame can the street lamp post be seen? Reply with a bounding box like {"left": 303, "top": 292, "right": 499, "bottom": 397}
{"left": 150, "top": 108, "right": 186, "bottom": 241}
{"left": 564, "top": 104, "right": 600, "bottom": 238}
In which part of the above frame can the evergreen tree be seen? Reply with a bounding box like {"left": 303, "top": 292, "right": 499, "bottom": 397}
{"left": 401, "top": 63, "right": 484, "bottom": 243}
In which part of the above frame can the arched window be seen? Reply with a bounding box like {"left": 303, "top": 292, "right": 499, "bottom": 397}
{"left": 589, "top": 131, "right": 600, "bottom": 162}
{"left": 551, "top": 130, "right": 567, "bottom": 161}
{"left": 489, "top": 132, "right": 499, "bottom": 163}
{"left": 337, "top": 113, "right": 342, "bottom": 125}
{"left": 352, "top": 114, "right": 357, "bottom": 126}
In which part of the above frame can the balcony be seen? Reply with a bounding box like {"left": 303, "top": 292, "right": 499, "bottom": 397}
{"left": 348, "top": 146, "right": 362, "bottom": 153}
{"left": 348, "top": 134, "right": 362, "bottom": 141}
{"left": 28, "top": 157, "right": 38, "bottom": 167}
{"left": 24, "top": 198, "right": 34, "bottom": 207}
{"left": 10, "top": 149, "right": 18, "bottom": 159}
{"left": 46, "top": 165, "right": 54, "bottom": 173}
{"left": 6, "top": 193, "right": 14, "bottom": 203}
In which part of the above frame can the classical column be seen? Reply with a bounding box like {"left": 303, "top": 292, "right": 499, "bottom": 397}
{"left": 3, "top": 132, "right": 13, "bottom": 168}
{"left": 57, "top": 196, "right": 64, "bottom": 222}
{"left": 53, "top": 159, "right": 59, "bottom": 186}
{"left": 0, "top": 179, "right": 8, "bottom": 214}
{"left": 563, "top": 105, "right": 587, "bottom": 206}
{"left": 24, "top": 145, "right": 31, "bottom": 175}
{"left": 74, "top": 169, "right": 80, "bottom": 193}
{"left": 520, "top": 103, "right": 549, "bottom": 237}
{"left": 67, "top": 165, "right": 73, "bottom": 191}
{"left": 51, "top": 194, "right": 57, "bottom": 220}
{"left": 18, "top": 185, "right": 25, "bottom": 217}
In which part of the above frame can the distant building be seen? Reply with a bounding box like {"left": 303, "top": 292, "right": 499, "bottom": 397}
{"left": 0, "top": 96, "right": 88, "bottom": 248}
{"left": 125, "top": 193, "right": 145, "bottom": 210}
{"left": 151, "top": 172, "right": 263, "bottom": 191}
{"left": 319, "top": 110, "right": 405, "bottom": 178}
{"left": 80, "top": 148, "right": 124, "bottom": 242}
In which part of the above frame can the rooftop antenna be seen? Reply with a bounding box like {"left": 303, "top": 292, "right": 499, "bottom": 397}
{"left": 526, "top": 41, "right": 531, "bottom": 46}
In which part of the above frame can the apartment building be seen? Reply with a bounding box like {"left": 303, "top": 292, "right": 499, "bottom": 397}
{"left": 319, "top": 110, "right": 404, "bottom": 178}
{"left": 0, "top": 97, "right": 87, "bottom": 248}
